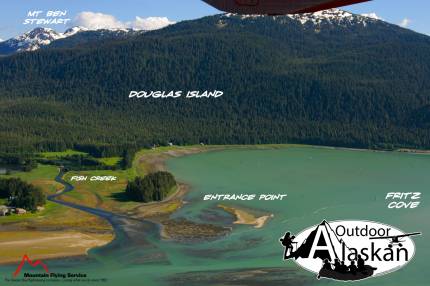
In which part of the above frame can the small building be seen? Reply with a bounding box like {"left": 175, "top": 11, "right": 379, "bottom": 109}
{"left": 0, "top": 206, "right": 8, "bottom": 216}
{"left": 15, "top": 208, "right": 27, "bottom": 215}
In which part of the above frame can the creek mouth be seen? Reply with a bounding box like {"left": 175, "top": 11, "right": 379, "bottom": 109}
{"left": 48, "top": 170, "right": 169, "bottom": 265}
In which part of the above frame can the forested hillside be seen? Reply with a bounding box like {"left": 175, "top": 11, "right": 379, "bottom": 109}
{"left": 1, "top": 11, "right": 430, "bottom": 155}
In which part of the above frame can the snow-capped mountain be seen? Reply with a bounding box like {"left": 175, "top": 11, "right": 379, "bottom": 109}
{"left": 286, "top": 9, "right": 381, "bottom": 27}
{"left": 0, "top": 9, "right": 403, "bottom": 56}
{"left": 224, "top": 8, "right": 384, "bottom": 28}
{"left": 0, "top": 26, "right": 88, "bottom": 54}
{"left": 0, "top": 26, "right": 143, "bottom": 55}
{"left": 1, "top": 27, "right": 64, "bottom": 53}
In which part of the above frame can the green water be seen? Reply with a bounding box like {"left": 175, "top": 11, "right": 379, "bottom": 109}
{"left": 1, "top": 147, "right": 428, "bottom": 285}
{"left": 164, "top": 147, "right": 429, "bottom": 286}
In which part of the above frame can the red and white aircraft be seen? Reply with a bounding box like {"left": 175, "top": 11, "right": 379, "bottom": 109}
{"left": 203, "top": 0, "right": 371, "bottom": 15}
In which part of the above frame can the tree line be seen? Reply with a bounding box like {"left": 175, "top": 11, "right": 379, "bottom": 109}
{"left": 125, "top": 172, "right": 176, "bottom": 202}
{"left": 0, "top": 178, "right": 46, "bottom": 211}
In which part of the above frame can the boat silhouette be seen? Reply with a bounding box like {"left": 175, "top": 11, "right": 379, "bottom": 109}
{"left": 318, "top": 264, "right": 377, "bottom": 281}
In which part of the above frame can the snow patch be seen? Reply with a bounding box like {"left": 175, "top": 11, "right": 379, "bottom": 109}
{"left": 287, "top": 9, "right": 379, "bottom": 27}
{"left": 223, "top": 9, "right": 382, "bottom": 28}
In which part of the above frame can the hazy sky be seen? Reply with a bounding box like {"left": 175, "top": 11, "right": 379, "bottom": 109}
{"left": 0, "top": 0, "right": 428, "bottom": 40}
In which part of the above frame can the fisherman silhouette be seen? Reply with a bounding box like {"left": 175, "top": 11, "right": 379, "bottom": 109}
{"left": 334, "top": 258, "right": 341, "bottom": 271}
{"left": 357, "top": 255, "right": 365, "bottom": 272}
{"left": 323, "top": 259, "right": 333, "bottom": 270}
{"left": 339, "top": 261, "right": 348, "bottom": 273}
{"left": 349, "top": 260, "right": 358, "bottom": 275}
{"left": 317, "top": 259, "right": 334, "bottom": 279}
{"left": 280, "top": 232, "right": 296, "bottom": 259}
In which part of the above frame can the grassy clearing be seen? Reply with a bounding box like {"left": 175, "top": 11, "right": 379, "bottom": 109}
{"left": 96, "top": 157, "right": 121, "bottom": 166}
{"left": 62, "top": 169, "right": 138, "bottom": 212}
{"left": 39, "top": 149, "right": 87, "bottom": 158}
{"left": 1, "top": 164, "right": 59, "bottom": 182}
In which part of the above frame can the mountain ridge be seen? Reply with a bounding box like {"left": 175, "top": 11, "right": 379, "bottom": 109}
{"left": 0, "top": 26, "right": 146, "bottom": 55}
{"left": 1, "top": 9, "right": 418, "bottom": 56}
{"left": 0, "top": 26, "right": 86, "bottom": 54}
{"left": 0, "top": 10, "right": 429, "bottom": 154}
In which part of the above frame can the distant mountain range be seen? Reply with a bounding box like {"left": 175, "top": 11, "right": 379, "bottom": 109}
{"left": 1, "top": 9, "right": 429, "bottom": 154}
{"left": 0, "top": 27, "right": 85, "bottom": 55}
{"left": 0, "top": 26, "right": 145, "bottom": 55}
{"left": 0, "top": 9, "right": 384, "bottom": 56}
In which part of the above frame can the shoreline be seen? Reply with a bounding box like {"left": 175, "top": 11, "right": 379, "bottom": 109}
{"left": 0, "top": 230, "right": 113, "bottom": 265}
{"left": 218, "top": 205, "right": 274, "bottom": 229}
{"left": 1, "top": 144, "right": 427, "bottom": 264}
{"left": 124, "top": 144, "right": 430, "bottom": 239}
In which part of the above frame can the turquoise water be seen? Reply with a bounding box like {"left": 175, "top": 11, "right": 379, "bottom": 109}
{"left": 164, "top": 147, "right": 429, "bottom": 286}
{"left": 1, "top": 147, "right": 428, "bottom": 285}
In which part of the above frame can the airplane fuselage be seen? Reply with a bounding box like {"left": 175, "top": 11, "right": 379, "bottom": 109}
{"left": 203, "top": 0, "right": 371, "bottom": 15}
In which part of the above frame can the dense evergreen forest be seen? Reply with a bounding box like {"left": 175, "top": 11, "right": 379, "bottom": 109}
{"left": 1, "top": 14, "right": 430, "bottom": 156}
{"left": 0, "top": 153, "right": 37, "bottom": 172}
{"left": 125, "top": 172, "right": 176, "bottom": 202}
{"left": 0, "top": 178, "right": 46, "bottom": 211}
